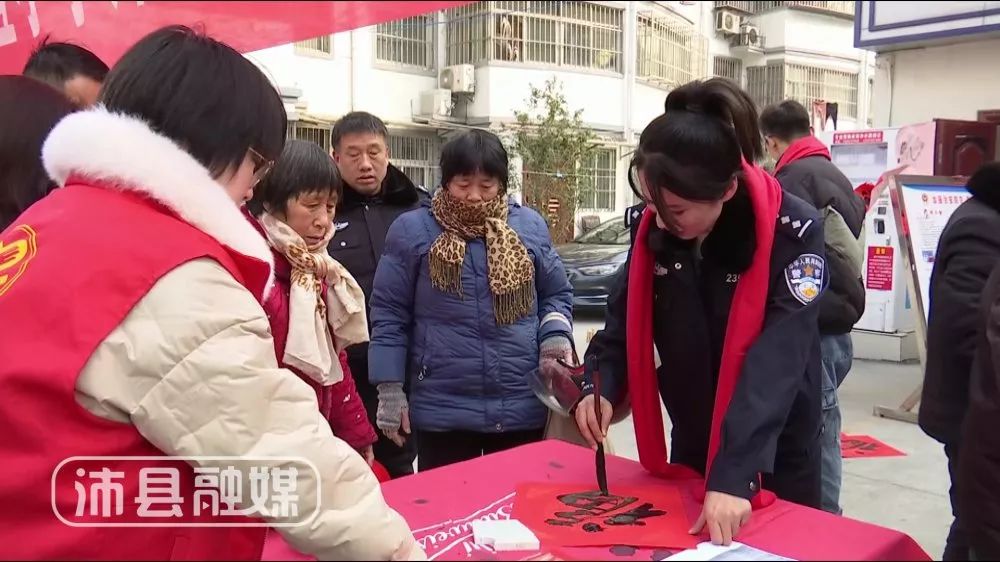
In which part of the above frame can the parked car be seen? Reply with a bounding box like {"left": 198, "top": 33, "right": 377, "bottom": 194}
{"left": 557, "top": 216, "right": 630, "bottom": 310}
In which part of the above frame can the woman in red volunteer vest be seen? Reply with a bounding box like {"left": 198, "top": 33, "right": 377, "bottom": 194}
{"left": 0, "top": 26, "right": 419, "bottom": 560}
{"left": 576, "top": 79, "right": 826, "bottom": 545}
{"left": 245, "top": 140, "right": 380, "bottom": 467}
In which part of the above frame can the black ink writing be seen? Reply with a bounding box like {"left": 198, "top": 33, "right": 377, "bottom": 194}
{"left": 605, "top": 503, "right": 666, "bottom": 527}
{"left": 543, "top": 491, "right": 668, "bottom": 532}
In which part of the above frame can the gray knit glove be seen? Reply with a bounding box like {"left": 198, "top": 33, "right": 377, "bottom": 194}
{"left": 540, "top": 335, "right": 574, "bottom": 364}
{"left": 531, "top": 335, "right": 582, "bottom": 416}
{"left": 376, "top": 383, "right": 410, "bottom": 446}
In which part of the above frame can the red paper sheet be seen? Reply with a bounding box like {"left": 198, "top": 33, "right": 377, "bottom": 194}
{"left": 513, "top": 483, "right": 699, "bottom": 550}
{"left": 841, "top": 434, "right": 907, "bottom": 459}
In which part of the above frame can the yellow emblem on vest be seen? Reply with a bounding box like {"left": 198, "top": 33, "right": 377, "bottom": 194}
{"left": 0, "top": 225, "right": 38, "bottom": 297}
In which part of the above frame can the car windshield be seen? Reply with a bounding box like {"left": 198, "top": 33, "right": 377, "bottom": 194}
{"left": 574, "top": 218, "right": 630, "bottom": 245}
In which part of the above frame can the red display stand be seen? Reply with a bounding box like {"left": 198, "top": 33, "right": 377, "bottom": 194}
{"left": 263, "top": 440, "right": 930, "bottom": 561}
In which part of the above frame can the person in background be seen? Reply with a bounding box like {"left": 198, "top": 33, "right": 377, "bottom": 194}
{"left": 961, "top": 193, "right": 1000, "bottom": 559}
{"left": 22, "top": 37, "right": 108, "bottom": 108}
{"left": 368, "top": 129, "right": 575, "bottom": 471}
{"left": 0, "top": 75, "right": 75, "bottom": 231}
{"left": 247, "top": 139, "right": 378, "bottom": 466}
{"left": 580, "top": 79, "right": 825, "bottom": 546}
{"left": 329, "top": 111, "right": 428, "bottom": 478}
{"left": 0, "top": 26, "right": 420, "bottom": 560}
{"left": 926, "top": 163, "right": 1000, "bottom": 561}
{"left": 760, "top": 99, "right": 866, "bottom": 516}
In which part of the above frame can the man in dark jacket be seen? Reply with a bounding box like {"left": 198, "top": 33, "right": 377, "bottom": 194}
{"left": 328, "top": 111, "right": 429, "bottom": 477}
{"left": 761, "top": 100, "right": 865, "bottom": 515}
{"left": 926, "top": 163, "right": 1000, "bottom": 561}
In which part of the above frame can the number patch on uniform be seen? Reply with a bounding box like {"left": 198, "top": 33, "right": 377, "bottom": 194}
{"left": 785, "top": 254, "right": 824, "bottom": 305}
{"left": 726, "top": 274, "right": 740, "bottom": 284}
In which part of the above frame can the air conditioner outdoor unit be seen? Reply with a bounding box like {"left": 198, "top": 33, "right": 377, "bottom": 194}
{"left": 439, "top": 64, "right": 475, "bottom": 93}
{"left": 740, "top": 23, "right": 763, "bottom": 48}
{"left": 418, "top": 89, "right": 454, "bottom": 119}
{"left": 715, "top": 9, "right": 741, "bottom": 35}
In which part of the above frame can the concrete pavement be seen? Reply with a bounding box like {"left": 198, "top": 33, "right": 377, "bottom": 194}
{"left": 571, "top": 315, "right": 950, "bottom": 559}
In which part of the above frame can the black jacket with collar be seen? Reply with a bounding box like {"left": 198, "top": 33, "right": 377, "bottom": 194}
{"left": 587, "top": 187, "right": 825, "bottom": 509}
{"left": 329, "top": 164, "right": 429, "bottom": 362}
{"left": 330, "top": 165, "right": 428, "bottom": 302}
{"left": 922, "top": 179, "right": 1000, "bottom": 445}
{"left": 775, "top": 155, "right": 866, "bottom": 335}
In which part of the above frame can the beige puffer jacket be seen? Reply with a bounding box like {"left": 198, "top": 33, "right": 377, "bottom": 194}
{"left": 45, "top": 108, "right": 423, "bottom": 561}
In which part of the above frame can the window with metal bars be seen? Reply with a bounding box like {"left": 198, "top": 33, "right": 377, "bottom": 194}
{"left": 746, "top": 64, "right": 786, "bottom": 109}
{"left": 288, "top": 122, "right": 333, "bottom": 154}
{"left": 294, "top": 36, "right": 333, "bottom": 57}
{"left": 713, "top": 56, "right": 743, "bottom": 85}
{"left": 376, "top": 15, "right": 436, "bottom": 70}
{"left": 746, "top": 63, "right": 858, "bottom": 119}
{"left": 636, "top": 12, "right": 707, "bottom": 89}
{"left": 445, "top": 1, "right": 623, "bottom": 72}
{"left": 783, "top": 63, "right": 858, "bottom": 119}
{"left": 747, "top": 1, "right": 855, "bottom": 18}
{"left": 389, "top": 134, "right": 442, "bottom": 190}
{"left": 579, "top": 148, "right": 617, "bottom": 211}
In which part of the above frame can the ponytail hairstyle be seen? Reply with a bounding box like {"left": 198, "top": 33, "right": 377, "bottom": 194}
{"left": 629, "top": 78, "right": 762, "bottom": 206}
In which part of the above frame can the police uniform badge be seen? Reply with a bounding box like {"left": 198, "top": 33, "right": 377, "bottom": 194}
{"left": 785, "top": 253, "right": 824, "bottom": 305}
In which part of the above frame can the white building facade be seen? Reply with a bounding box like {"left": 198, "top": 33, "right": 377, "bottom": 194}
{"left": 858, "top": 0, "right": 1000, "bottom": 128}
{"left": 249, "top": 1, "right": 873, "bottom": 228}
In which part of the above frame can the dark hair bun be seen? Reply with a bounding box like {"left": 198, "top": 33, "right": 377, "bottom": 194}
{"left": 664, "top": 78, "right": 762, "bottom": 163}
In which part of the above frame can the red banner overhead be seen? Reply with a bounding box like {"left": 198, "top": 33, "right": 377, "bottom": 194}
{"left": 0, "top": 1, "right": 471, "bottom": 74}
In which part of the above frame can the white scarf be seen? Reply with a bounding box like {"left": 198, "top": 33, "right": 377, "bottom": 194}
{"left": 260, "top": 212, "right": 369, "bottom": 385}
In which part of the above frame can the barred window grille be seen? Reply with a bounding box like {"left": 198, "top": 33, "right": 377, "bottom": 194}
{"left": 636, "top": 13, "right": 707, "bottom": 89}
{"left": 445, "top": 1, "right": 623, "bottom": 72}
{"left": 747, "top": 63, "right": 858, "bottom": 119}
{"left": 376, "top": 15, "right": 436, "bottom": 70}
{"left": 713, "top": 56, "right": 743, "bottom": 85}
{"left": 746, "top": 64, "right": 786, "bottom": 109}
{"left": 295, "top": 35, "right": 333, "bottom": 57}
{"left": 389, "top": 134, "right": 442, "bottom": 190}
{"left": 288, "top": 122, "right": 332, "bottom": 154}
{"left": 749, "top": 1, "right": 855, "bottom": 17}
{"left": 446, "top": 3, "right": 491, "bottom": 66}
{"left": 579, "top": 148, "right": 617, "bottom": 211}
{"left": 784, "top": 63, "right": 858, "bottom": 119}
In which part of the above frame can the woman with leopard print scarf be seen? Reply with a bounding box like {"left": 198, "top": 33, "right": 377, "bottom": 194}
{"left": 367, "top": 129, "right": 576, "bottom": 471}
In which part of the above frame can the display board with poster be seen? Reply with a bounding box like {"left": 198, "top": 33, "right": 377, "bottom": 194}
{"left": 874, "top": 175, "right": 971, "bottom": 424}
{"left": 890, "top": 176, "right": 972, "bottom": 332}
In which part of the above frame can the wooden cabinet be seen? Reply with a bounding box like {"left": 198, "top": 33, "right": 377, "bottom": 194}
{"left": 934, "top": 119, "right": 997, "bottom": 177}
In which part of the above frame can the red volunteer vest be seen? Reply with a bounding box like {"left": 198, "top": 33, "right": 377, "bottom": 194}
{"left": 0, "top": 182, "right": 270, "bottom": 560}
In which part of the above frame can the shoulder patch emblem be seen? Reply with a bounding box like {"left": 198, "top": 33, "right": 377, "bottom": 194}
{"left": 785, "top": 253, "right": 824, "bottom": 305}
{"left": 334, "top": 221, "right": 349, "bottom": 232}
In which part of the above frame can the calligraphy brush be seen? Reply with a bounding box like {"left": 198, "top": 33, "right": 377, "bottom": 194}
{"left": 590, "top": 358, "right": 609, "bottom": 497}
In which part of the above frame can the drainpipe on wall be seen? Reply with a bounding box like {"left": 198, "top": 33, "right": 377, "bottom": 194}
{"left": 349, "top": 30, "right": 359, "bottom": 111}
{"left": 623, "top": 1, "right": 638, "bottom": 143}
{"left": 617, "top": 0, "right": 639, "bottom": 222}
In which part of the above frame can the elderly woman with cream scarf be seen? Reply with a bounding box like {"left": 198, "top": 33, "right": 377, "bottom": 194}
{"left": 367, "top": 129, "right": 576, "bottom": 472}
{"left": 246, "top": 139, "right": 378, "bottom": 462}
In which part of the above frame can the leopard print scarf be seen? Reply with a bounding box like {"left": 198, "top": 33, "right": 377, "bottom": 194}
{"left": 429, "top": 189, "right": 535, "bottom": 325}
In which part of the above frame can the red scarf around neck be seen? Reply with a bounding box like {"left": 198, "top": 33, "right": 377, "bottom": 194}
{"left": 773, "top": 135, "right": 831, "bottom": 176}
{"left": 626, "top": 159, "right": 782, "bottom": 509}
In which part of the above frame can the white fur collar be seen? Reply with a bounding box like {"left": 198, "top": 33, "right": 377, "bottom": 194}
{"left": 42, "top": 107, "right": 274, "bottom": 281}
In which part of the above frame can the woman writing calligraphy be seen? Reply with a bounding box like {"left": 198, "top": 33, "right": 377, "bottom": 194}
{"left": 577, "top": 79, "right": 825, "bottom": 546}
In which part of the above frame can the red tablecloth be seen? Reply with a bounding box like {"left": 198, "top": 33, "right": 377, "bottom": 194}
{"left": 262, "top": 440, "right": 930, "bottom": 561}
